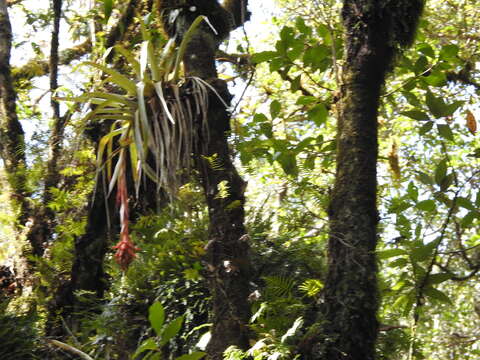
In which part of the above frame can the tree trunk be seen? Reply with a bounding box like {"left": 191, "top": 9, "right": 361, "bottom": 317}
{"left": 0, "top": 0, "right": 31, "bottom": 228}
{"left": 158, "top": 1, "right": 251, "bottom": 358}
{"left": 309, "top": 1, "right": 424, "bottom": 359}
{"left": 199, "top": 80, "right": 251, "bottom": 359}
{"left": 45, "top": 187, "right": 110, "bottom": 336}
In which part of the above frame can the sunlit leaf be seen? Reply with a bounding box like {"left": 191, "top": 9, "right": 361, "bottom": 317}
{"left": 83, "top": 62, "right": 137, "bottom": 94}
{"left": 175, "top": 352, "right": 206, "bottom": 360}
{"left": 401, "top": 110, "right": 430, "bottom": 121}
{"left": 132, "top": 337, "right": 158, "bottom": 358}
{"left": 160, "top": 316, "right": 184, "bottom": 346}
{"left": 416, "top": 200, "right": 436, "bottom": 212}
{"left": 377, "top": 249, "right": 408, "bottom": 259}
{"left": 149, "top": 302, "right": 165, "bottom": 337}
{"left": 424, "top": 286, "right": 452, "bottom": 305}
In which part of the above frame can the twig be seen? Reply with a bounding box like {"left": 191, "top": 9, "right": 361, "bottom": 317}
{"left": 47, "top": 339, "right": 94, "bottom": 360}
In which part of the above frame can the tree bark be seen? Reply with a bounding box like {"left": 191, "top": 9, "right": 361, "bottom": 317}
{"left": 0, "top": 0, "right": 31, "bottom": 227}
{"left": 308, "top": 1, "right": 424, "bottom": 359}
{"left": 199, "top": 80, "right": 251, "bottom": 359}
{"left": 158, "top": 1, "right": 251, "bottom": 358}
{"left": 45, "top": 187, "right": 110, "bottom": 336}
{"left": 26, "top": 0, "right": 64, "bottom": 259}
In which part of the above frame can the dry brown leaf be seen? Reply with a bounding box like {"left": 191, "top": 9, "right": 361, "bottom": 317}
{"left": 466, "top": 110, "right": 477, "bottom": 135}
{"left": 388, "top": 141, "right": 401, "bottom": 180}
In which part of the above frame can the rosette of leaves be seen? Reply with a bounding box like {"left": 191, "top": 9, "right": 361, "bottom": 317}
{"left": 60, "top": 15, "right": 225, "bottom": 270}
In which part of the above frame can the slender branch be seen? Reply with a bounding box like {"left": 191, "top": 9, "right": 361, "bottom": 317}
{"left": 44, "top": 0, "right": 64, "bottom": 203}
{"left": 47, "top": 340, "right": 94, "bottom": 360}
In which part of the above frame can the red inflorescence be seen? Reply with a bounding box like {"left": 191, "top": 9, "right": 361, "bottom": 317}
{"left": 113, "top": 234, "right": 140, "bottom": 271}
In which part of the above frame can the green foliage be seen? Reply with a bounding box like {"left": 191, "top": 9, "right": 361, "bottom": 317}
{"left": 0, "top": 309, "right": 39, "bottom": 359}
{"left": 133, "top": 301, "right": 206, "bottom": 360}
{"left": 223, "top": 317, "right": 303, "bottom": 360}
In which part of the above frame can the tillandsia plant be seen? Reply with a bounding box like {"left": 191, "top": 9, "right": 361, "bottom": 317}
{"left": 60, "top": 14, "right": 226, "bottom": 270}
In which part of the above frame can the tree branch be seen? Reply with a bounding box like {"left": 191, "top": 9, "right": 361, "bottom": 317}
{"left": 11, "top": 0, "right": 139, "bottom": 83}
{"left": 222, "top": 0, "right": 250, "bottom": 29}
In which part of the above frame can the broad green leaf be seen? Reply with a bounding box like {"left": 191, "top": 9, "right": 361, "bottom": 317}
{"left": 132, "top": 337, "right": 158, "bottom": 358}
{"left": 103, "top": 0, "right": 114, "bottom": 22}
{"left": 316, "top": 23, "right": 332, "bottom": 45}
{"left": 416, "top": 200, "right": 436, "bottom": 212}
{"left": 456, "top": 197, "right": 475, "bottom": 211}
{"left": 427, "top": 273, "right": 452, "bottom": 285}
{"left": 444, "top": 101, "right": 464, "bottom": 117}
{"left": 437, "top": 124, "right": 454, "bottom": 141}
{"left": 461, "top": 212, "right": 476, "bottom": 228}
{"left": 425, "top": 90, "right": 447, "bottom": 118}
{"left": 434, "top": 160, "right": 447, "bottom": 186}
{"left": 439, "top": 173, "right": 454, "bottom": 191}
{"left": 377, "top": 249, "right": 407, "bottom": 259}
{"left": 417, "top": 43, "right": 435, "bottom": 58}
{"left": 424, "top": 286, "right": 452, "bottom": 304}
{"left": 424, "top": 70, "right": 447, "bottom": 87}
{"left": 407, "top": 182, "right": 419, "bottom": 201}
{"left": 392, "top": 279, "right": 413, "bottom": 291}
{"left": 286, "top": 40, "right": 304, "bottom": 61}
{"left": 417, "top": 171, "right": 433, "bottom": 185}
{"left": 160, "top": 316, "right": 184, "bottom": 346}
{"left": 414, "top": 55, "right": 428, "bottom": 74}
{"left": 129, "top": 141, "right": 139, "bottom": 187}
{"left": 411, "top": 239, "right": 439, "bottom": 262}
{"left": 307, "top": 104, "right": 328, "bottom": 125}
{"left": 253, "top": 113, "right": 269, "bottom": 123}
{"left": 270, "top": 100, "right": 281, "bottom": 119}
{"left": 393, "top": 291, "right": 415, "bottom": 316}
{"left": 389, "top": 257, "right": 408, "bottom": 268}
{"left": 439, "top": 44, "right": 459, "bottom": 61}
{"left": 279, "top": 26, "right": 294, "bottom": 43}
{"left": 175, "top": 352, "right": 206, "bottom": 360}
{"left": 260, "top": 123, "right": 273, "bottom": 138}
{"left": 296, "top": 96, "right": 317, "bottom": 105}
{"left": 148, "top": 302, "right": 165, "bottom": 337}
{"left": 276, "top": 152, "right": 298, "bottom": 177}
{"left": 402, "top": 110, "right": 430, "bottom": 121}
{"left": 419, "top": 121, "right": 433, "bottom": 135}
{"left": 269, "top": 57, "right": 284, "bottom": 72}
{"left": 251, "top": 51, "right": 278, "bottom": 64}
{"left": 295, "top": 17, "right": 311, "bottom": 35}
{"left": 96, "top": 128, "right": 124, "bottom": 173}
{"left": 290, "top": 75, "right": 301, "bottom": 92}
{"left": 303, "top": 45, "right": 330, "bottom": 70}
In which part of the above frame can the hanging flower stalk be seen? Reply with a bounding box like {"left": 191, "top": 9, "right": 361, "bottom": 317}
{"left": 112, "top": 156, "right": 140, "bottom": 271}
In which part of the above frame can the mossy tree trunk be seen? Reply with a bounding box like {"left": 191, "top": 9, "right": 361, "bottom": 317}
{"left": 0, "top": 0, "right": 31, "bottom": 230}
{"left": 309, "top": 1, "right": 424, "bottom": 359}
{"left": 158, "top": 1, "right": 251, "bottom": 358}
